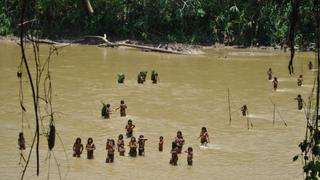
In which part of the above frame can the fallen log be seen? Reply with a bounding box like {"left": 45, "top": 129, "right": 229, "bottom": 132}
{"left": 26, "top": 36, "right": 70, "bottom": 46}
{"left": 85, "top": 35, "right": 188, "bottom": 55}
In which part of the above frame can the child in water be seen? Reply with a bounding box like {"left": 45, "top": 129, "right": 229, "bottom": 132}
{"left": 159, "top": 136, "right": 164, "bottom": 152}
{"left": 116, "top": 100, "right": 127, "bottom": 117}
{"left": 169, "top": 141, "right": 179, "bottom": 166}
{"left": 117, "top": 134, "right": 126, "bottom": 156}
{"left": 241, "top": 105, "right": 248, "bottom": 116}
{"left": 125, "top": 119, "right": 135, "bottom": 138}
{"left": 138, "top": 135, "right": 148, "bottom": 156}
{"left": 272, "top": 77, "right": 278, "bottom": 91}
{"left": 175, "top": 131, "right": 185, "bottom": 154}
{"left": 18, "top": 132, "right": 26, "bottom": 150}
{"left": 295, "top": 94, "right": 304, "bottom": 110}
{"left": 73, "top": 137, "right": 84, "bottom": 157}
{"left": 267, "top": 68, "right": 273, "bottom": 80}
{"left": 128, "top": 137, "right": 137, "bottom": 157}
{"left": 105, "top": 139, "right": 115, "bottom": 163}
{"left": 101, "top": 103, "right": 112, "bottom": 119}
{"left": 86, "top": 137, "right": 96, "bottom": 159}
{"left": 297, "top": 75, "right": 303, "bottom": 86}
{"left": 185, "top": 147, "right": 193, "bottom": 166}
{"left": 199, "top": 127, "right": 210, "bottom": 146}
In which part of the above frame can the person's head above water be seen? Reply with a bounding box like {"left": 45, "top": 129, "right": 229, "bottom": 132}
{"left": 120, "top": 100, "right": 124, "bottom": 104}
{"left": 130, "top": 137, "right": 136, "bottom": 142}
{"left": 19, "top": 132, "right": 24, "bottom": 139}
{"left": 119, "top": 134, "right": 123, "bottom": 140}
{"left": 87, "top": 137, "right": 93, "bottom": 144}
{"left": 201, "top": 127, "right": 207, "bottom": 132}
{"left": 76, "top": 137, "right": 81, "bottom": 144}
{"left": 128, "top": 119, "right": 132, "bottom": 124}
{"left": 177, "top": 131, "right": 183, "bottom": 138}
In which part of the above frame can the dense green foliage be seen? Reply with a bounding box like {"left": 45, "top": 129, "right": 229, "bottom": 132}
{"left": 0, "top": 0, "right": 317, "bottom": 46}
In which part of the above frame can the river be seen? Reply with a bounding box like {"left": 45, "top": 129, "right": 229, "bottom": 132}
{"left": 0, "top": 41, "right": 316, "bottom": 179}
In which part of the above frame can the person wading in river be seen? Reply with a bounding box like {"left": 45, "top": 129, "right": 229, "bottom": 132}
{"left": 175, "top": 131, "right": 185, "bottom": 154}
{"left": 125, "top": 119, "right": 135, "bottom": 138}
{"left": 115, "top": 100, "right": 127, "bottom": 117}
{"left": 294, "top": 94, "right": 304, "bottom": 110}
{"left": 128, "top": 137, "right": 137, "bottom": 157}
{"left": 297, "top": 75, "right": 303, "bottom": 86}
{"left": 241, "top": 105, "right": 248, "bottom": 116}
{"left": 267, "top": 68, "right": 273, "bottom": 80}
{"left": 86, "top": 137, "right": 96, "bottom": 159}
{"left": 185, "top": 147, "right": 193, "bottom": 166}
{"left": 117, "top": 134, "right": 125, "bottom": 156}
{"left": 169, "top": 141, "right": 179, "bottom": 166}
{"left": 159, "top": 136, "right": 164, "bottom": 152}
{"left": 105, "top": 139, "right": 115, "bottom": 163}
{"left": 199, "top": 127, "right": 210, "bottom": 146}
{"left": 151, "top": 70, "right": 159, "bottom": 84}
{"left": 308, "top": 61, "right": 313, "bottom": 70}
{"left": 101, "top": 103, "right": 112, "bottom": 119}
{"left": 138, "top": 135, "right": 148, "bottom": 156}
{"left": 73, "top": 137, "right": 84, "bottom": 157}
{"left": 272, "top": 77, "right": 278, "bottom": 91}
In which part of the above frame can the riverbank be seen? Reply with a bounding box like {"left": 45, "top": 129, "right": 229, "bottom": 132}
{"left": 0, "top": 35, "right": 204, "bottom": 55}
{"left": 0, "top": 35, "right": 306, "bottom": 55}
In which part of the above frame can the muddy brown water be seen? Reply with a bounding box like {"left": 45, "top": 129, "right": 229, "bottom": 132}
{"left": 0, "top": 41, "right": 317, "bottom": 179}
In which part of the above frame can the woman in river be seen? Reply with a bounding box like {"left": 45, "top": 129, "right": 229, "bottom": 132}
{"left": 116, "top": 100, "right": 127, "bottom": 117}
{"left": 73, "top": 137, "right": 84, "bottom": 157}
{"left": 101, "top": 103, "right": 112, "bottom": 119}
{"left": 199, "top": 127, "right": 210, "bottom": 146}
{"left": 105, "top": 139, "right": 115, "bottom": 163}
{"left": 86, "top": 137, "right": 96, "bottom": 159}
{"left": 138, "top": 135, "right": 148, "bottom": 156}
{"left": 169, "top": 141, "right": 179, "bottom": 166}
{"left": 272, "top": 77, "right": 278, "bottom": 91}
{"left": 125, "top": 119, "right": 135, "bottom": 138}
{"left": 175, "top": 131, "right": 185, "bottom": 154}
{"left": 117, "top": 134, "right": 125, "bottom": 156}
{"left": 128, "top": 137, "right": 137, "bottom": 157}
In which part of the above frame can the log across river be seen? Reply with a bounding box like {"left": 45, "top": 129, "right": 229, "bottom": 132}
{"left": 0, "top": 41, "right": 316, "bottom": 179}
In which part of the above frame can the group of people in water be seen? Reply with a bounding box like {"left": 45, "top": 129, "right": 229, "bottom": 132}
{"left": 87, "top": 93, "right": 211, "bottom": 166}
{"left": 239, "top": 61, "right": 314, "bottom": 118}
{"left": 101, "top": 100, "right": 127, "bottom": 119}
{"left": 117, "top": 70, "right": 159, "bottom": 84}
{"left": 70, "top": 121, "right": 210, "bottom": 166}
{"left": 268, "top": 61, "right": 314, "bottom": 111}
{"left": 18, "top": 60, "right": 314, "bottom": 167}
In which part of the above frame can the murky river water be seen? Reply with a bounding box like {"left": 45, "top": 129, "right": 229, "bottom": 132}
{"left": 0, "top": 41, "right": 317, "bottom": 180}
